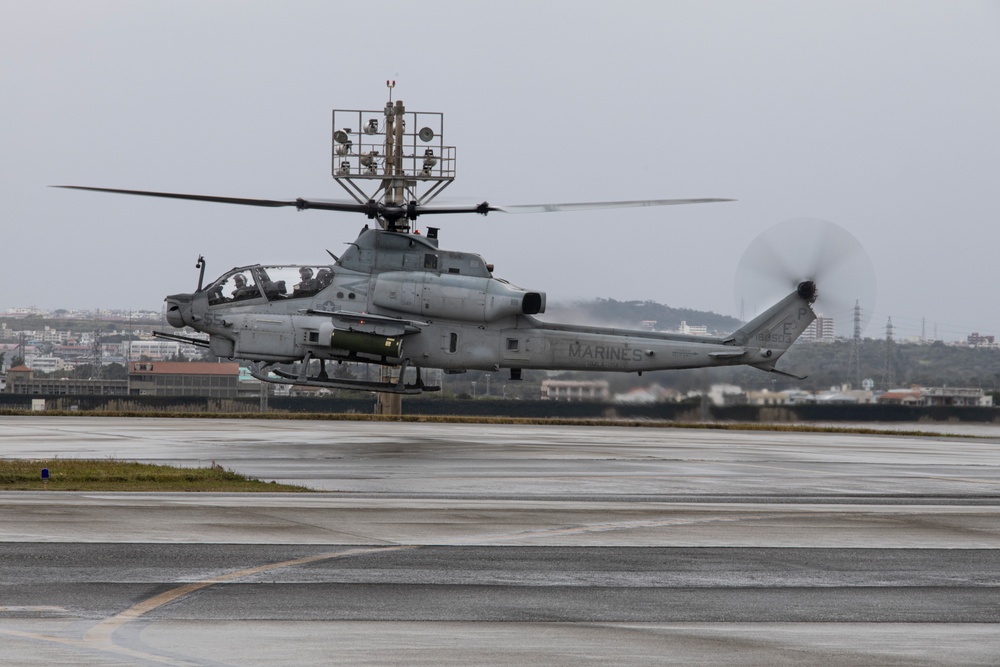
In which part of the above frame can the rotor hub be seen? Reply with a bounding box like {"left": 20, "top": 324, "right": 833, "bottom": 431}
{"left": 797, "top": 280, "right": 818, "bottom": 303}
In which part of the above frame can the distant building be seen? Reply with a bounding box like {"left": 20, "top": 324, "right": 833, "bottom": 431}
{"left": 677, "top": 321, "right": 708, "bottom": 336}
{"left": 4, "top": 365, "right": 127, "bottom": 396}
{"left": 745, "top": 389, "right": 812, "bottom": 406}
{"left": 967, "top": 333, "right": 996, "bottom": 348}
{"left": 802, "top": 316, "right": 835, "bottom": 343}
{"left": 813, "top": 386, "right": 875, "bottom": 404}
{"left": 24, "top": 356, "right": 67, "bottom": 374}
{"left": 918, "top": 386, "right": 992, "bottom": 407}
{"left": 0, "top": 343, "right": 35, "bottom": 371}
{"left": 1, "top": 307, "right": 44, "bottom": 318}
{"left": 541, "top": 379, "right": 610, "bottom": 401}
{"left": 38, "top": 328, "right": 71, "bottom": 344}
{"left": 686, "top": 383, "right": 745, "bottom": 406}
{"left": 613, "top": 384, "right": 679, "bottom": 404}
{"left": 128, "top": 340, "right": 181, "bottom": 361}
{"left": 3, "top": 361, "right": 251, "bottom": 399}
{"left": 128, "top": 361, "right": 241, "bottom": 398}
{"left": 707, "top": 383, "right": 744, "bottom": 406}
{"left": 876, "top": 386, "right": 992, "bottom": 407}
{"left": 876, "top": 388, "right": 924, "bottom": 406}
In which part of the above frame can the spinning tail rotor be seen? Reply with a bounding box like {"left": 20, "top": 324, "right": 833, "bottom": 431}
{"left": 735, "top": 218, "right": 877, "bottom": 338}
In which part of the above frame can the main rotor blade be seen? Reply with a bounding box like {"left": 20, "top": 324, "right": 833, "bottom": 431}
{"left": 411, "top": 198, "right": 734, "bottom": 216}
{"left": 54, "top": 187, "right": 733, "bottom": 220}
{"left": 488, "top": 198, "right": 734, "bottom": 214}
{"left": 53, "top": 186, "right": 368, "bottom": 214}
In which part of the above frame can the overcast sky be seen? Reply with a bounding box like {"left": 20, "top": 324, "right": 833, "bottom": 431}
{"left": 3, "top": 1, "right": 998, "bottom": 340}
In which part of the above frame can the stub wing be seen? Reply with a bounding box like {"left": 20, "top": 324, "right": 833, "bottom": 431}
{"left": 305, "top": 308, "right": 426, "bottom": 333}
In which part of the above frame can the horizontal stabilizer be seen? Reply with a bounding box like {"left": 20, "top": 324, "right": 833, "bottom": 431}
{"left": 756, "top": 365, "right": 808, "bottom": 381}
{"left": 709, "top": 349, "right": 746, "bottom": 359}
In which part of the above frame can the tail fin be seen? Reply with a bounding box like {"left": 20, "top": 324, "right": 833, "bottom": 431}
{"left": 729, "top": 281, "right": 817, "bottom": 375}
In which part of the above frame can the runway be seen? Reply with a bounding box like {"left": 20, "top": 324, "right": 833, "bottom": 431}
{"left": 1, "top": 417, "right": 999, "bottom": 665}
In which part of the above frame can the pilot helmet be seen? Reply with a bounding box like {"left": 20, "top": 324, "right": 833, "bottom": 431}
{"left": 234, "top": 274, "right": 247, "bottom": 287}
{"left": 299, "top": 267, "right": 314, "bottom": 279}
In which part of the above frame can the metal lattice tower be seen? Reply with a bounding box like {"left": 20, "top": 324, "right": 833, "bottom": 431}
{"left": 331, "top": 83, "right": 453, "bottom": 415}
{"left": 90, "top": 333, "right": 103, "bottom": 379}
{"left": 90, "top": 312, "right": 103, "bottom": 380}
{"left": 846, "top": 300, "right": 862, "bottom": 388}
{"left": 879, "top": 316, "right": 895, "bottom": 390}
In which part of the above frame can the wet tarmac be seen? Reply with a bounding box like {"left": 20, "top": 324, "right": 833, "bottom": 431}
{"left": 1, "top": 416, "right": 999, "bottom": 665}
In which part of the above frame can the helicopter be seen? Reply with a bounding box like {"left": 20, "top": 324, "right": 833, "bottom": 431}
{"left": 59, "top": 85, "right": 819, "bottom": 399}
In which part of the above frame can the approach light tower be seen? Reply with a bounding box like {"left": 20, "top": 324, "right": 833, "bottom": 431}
{"left": 330, "top": 81, "right": 456, "bottom": 233}
{"left": 331, "top": 82, "right": 457, "bottom": 415}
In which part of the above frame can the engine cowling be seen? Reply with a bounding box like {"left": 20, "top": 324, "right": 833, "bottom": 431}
{"left": 372, "top": 271, "right": 545, "bottom": 322}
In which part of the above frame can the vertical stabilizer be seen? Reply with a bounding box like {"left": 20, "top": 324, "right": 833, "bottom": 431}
{"left": 730, "top": 281, "right": 817, "bottom": 374}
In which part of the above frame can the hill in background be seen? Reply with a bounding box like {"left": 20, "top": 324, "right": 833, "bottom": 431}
{"left": 542, "top": 298, "right": 742, "bottom": 334}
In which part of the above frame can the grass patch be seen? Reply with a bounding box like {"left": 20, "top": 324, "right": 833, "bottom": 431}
{"left": 0, "top": 459, "right": 313, "bottom": 492}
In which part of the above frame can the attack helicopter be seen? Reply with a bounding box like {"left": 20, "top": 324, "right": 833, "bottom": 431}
{"left": 59, "top": 85, "right": 819, "bottom": 399}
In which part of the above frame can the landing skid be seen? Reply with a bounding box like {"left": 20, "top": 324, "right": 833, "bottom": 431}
{"left": 249, "top": 359, "right": 440, "bottom": 395}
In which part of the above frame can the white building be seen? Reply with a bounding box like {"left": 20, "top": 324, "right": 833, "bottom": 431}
{"left": 25, "top": 356, "right": 67, "bottom": 373}
{"left": 541, "top": 379, "right": 610, "bottom": 401}
{"left": 613, "top": 384, "right": 679, "bottom": 404}
{"left": 128, "top": 340, "right": 181, "bottom": 360}
{"left": 677, "top": 321, "right": 708, "bottom": 336}
{"left": 40, "top": 327, "right": 72, "bottom": 344}
{"left": 802, "top": 315, "right": 835, "bottom": 343}
{"left": 745, "top": 389, "right": 803, "bottom": 406}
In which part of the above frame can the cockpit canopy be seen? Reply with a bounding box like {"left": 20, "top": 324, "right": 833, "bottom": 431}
{"left": 205, "top": 265, "right": 334, "bottom": 306}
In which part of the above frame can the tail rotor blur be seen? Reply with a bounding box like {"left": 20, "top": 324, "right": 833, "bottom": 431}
{"left": 735, "top": 218, "right": 877, "bottom": 338}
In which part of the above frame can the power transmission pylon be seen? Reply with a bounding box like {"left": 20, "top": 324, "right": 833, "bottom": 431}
{"left": 846, "top": 300, "right": 862, "bottom": 388}
{"left": 879, "top": 316, "right": 895, "bottom": 390}
{"left": 90, "top": 312, "right": 103, "bottom": 380}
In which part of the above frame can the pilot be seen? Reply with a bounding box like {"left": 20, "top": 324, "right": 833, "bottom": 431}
{"left": 231, "top": 274, "right": 258, "bottom": 300}
{"left": 232, "top": 274, "right": 247, "bottom": 296}
{"left": 248, "top": 267, "right": 283, "bottom": 298}
{"left": 293, "top": 267, "right": 319, "bottom": 296}
{"left": 316, "top": 268, "right": 334, "bottom": 289}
